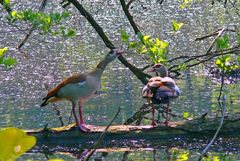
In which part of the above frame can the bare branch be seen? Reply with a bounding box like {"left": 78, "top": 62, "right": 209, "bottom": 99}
{"left": 198, "top": 70, "right": 226, "bottom": 160}
{"left": 126, "top": 0, "right": 135, "bottom": 9}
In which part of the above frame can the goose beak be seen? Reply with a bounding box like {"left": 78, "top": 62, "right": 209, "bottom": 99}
{"left": 116, "top": 49, "right": 124, "bottom": 56}
{"left": 147, "top": 66, "right": 156, "bottom": 73}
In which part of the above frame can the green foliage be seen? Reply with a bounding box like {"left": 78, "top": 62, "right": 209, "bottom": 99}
{"left": 216, "top": 35, "right": 229, "bottom": 50}
{"left": 120, "top": 29, "right": 169, "bottom": 64}
{"left": 172, "top": 20, "right": 184, "bottom": 33}
{"left": 7, "top": 9, "right": 75, "bottom": 38}
{"left": 0, "top": 47, "right": 17, "bottom": 69}
{"left": 179, "top": 0, "right": 193, "bottom": 9}
{"left": 4, "top": 0, "right": 10, "bottom": 4}
{"left": 215, "top": 56, "right": 239, "bottom": 73}
{"left": 171, "top": 148, "right": 189, "bottom": 161}
{"left": 178, "top": 63, "right": 187, "bottom": 70}
{"left": 120, "top": 29, "right": 130, "bottom": 43}
{"left": 0, "top": 127, "right": 36, "bottom": 161}
{"left": 183, "top": 112, "right": 190, "bottom": 119}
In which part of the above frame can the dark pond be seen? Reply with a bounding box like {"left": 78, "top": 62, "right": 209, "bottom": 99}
{"left": 0, "top": 0, "right": 240, "bottom": 160}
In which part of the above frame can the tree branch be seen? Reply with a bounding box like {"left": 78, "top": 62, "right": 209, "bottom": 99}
{"left": 198, "top": 71, "right": 226, "bottom": 160}
{"left": 126, "top": 0, "right": 135, "bottom": 9}
{"left": 168, "top": 46, "right": 240, "bottom": 72}
{"left": 17, "top": 0, "right": 48, "bottom": 49}
{"left": 67, "top": 0, "right": 149, "bottom": 84}
{"left": 84, "top": 107, "right": 121, "bottom": 161}
{"left": 0, "top": 0, "right": 12, "bottom": 16}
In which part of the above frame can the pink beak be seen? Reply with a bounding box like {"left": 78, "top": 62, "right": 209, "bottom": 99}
{"left": 147, "top": 66, "right": 156, "bottom": 73}
{"left": 116, "top": 49, "right": 124, "bottom": 56}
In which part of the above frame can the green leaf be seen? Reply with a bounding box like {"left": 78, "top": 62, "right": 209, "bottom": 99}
{"left": 129, "top": 42, "right": 137, "bottom": 48}
{"left": 0, "top": 47, "right": 8, "bottom": 56}
{"left": 179, "top": 63, "right": 187, "bottom": 70}
{"left": 3, "top": 0, "right": 10, "bottom": 4}
{"left": 155, "top": 38, "right": 169, "bottom": 48}
{"left": 238, "top": 56, "right": 240, "bottom": 64}
{"left": 3, "top": 57, "right": 17, "bottom": 68}
{"left": 0, "top": 127, "right": 36, "bottom": 161}
{"left": 10, "top": 11, "right": 17, "bottom": 17}
{"left": 139, "top": 45, "right": 147, "bottom": 54}
{"left": 65, "top": 28, "right": 76, "bottom": 37}
{"left": 120, "top": 29, "right": 130, "bottom": 43}
{"left": 183, "top": 112, "right": 190, "bottom": 119}
{"left": 172, "top": 20, "right": 184, "bottom": 33}
{"left": 143, "top": 35, "right": 151, "bottom": 42}
{"left": 216, "top": 35, "right": 229, "bottom": 50}
{"left": 62, "top": 11, "right": 70, "bottom": 18}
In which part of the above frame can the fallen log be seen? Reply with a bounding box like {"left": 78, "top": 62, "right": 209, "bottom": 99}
{"left": 26, "top": 113, "right": 240, "bottom": 146}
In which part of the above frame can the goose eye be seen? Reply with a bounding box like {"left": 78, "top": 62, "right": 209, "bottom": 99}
{"left": 155, "top": 64, "right": 161, "bottom": 68}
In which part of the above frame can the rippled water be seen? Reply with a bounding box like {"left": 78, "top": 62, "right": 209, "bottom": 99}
{"left": 0, "top": 0, "right": 240, "bottom": 160}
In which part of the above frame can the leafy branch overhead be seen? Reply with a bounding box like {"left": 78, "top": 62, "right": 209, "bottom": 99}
{"left": 7, "top": 9, "right": 75, "bottom": 37}
{"left": 121, "top": 29, "right": 169, "bottom": 64}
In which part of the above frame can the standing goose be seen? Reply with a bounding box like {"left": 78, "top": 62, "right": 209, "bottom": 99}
{"left": 41, "top": 49, "right": 123, "bottom": 132}
{"left": 142, "top": 64, "right": 180, "bottom": 126}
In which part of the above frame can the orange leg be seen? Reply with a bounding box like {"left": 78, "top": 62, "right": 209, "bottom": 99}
{"left": 79, "top": 105, "right": 84, "bottom": 124}
{"left": 164, "top": 102, "right": 170, "bottom": 126}
{"left": 78, "top": 103, "right": 90, "bottom": 132}
{"left": 152, "top": 106, "right": 156, "bottom": 126}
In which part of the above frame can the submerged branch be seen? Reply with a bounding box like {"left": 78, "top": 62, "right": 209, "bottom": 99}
{"left": 84, "top": 107, "right": 121, "bottom": 161}
{"left": 198, "top": 70, "right": 226, "bottom": 160}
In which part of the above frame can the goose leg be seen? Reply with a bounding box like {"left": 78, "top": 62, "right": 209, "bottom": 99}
{"left": 72, "top": 101, "right": 80, "bottom": 127}
{"left": 79, "top": 104, "right": 84, "bottom": 124}
{"left": 78, "top": 102, "right": 90, "bottom": 132}
{"left": 148, "top": 97, "right": 156, "bottom": 126}
{"left": 164, "top": 102, "right": 170, "bottom": 126}
{"left": 151, "top": 106, "right": 156, "bottom": 126}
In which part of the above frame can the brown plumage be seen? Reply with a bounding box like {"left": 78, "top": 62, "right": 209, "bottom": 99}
{"left": 41, "top": 49, "right": 123, "bottom": 132}
{"left": 142, "top": 64, "right": 180, "bottom": 126}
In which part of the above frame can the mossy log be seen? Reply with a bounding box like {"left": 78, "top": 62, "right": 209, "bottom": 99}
{"left": 26, "top": 114, "right": 240, "bottom": 146}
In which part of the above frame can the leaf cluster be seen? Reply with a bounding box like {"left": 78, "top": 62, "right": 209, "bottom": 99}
{"left": 7, "top": 9, "right": 75, "bottom": 38}
{"left": 215, "top": 34, "right": 240, "bottom": 72}
{"left": 121, "top": 30, "right": 169, "bottom": 64}
{"left": 0, "top": 47, "right": 16, "bottom": 69}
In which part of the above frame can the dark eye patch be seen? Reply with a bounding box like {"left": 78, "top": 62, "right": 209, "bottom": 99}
{"left": 155, "top": 64, "right": 162, "bottom": 68}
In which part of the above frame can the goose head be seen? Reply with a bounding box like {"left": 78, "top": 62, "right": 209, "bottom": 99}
{"left": 104, "top": 49, "right": 123, "bottom": 62}
{"left": 148, "top": 64, "right": 168, "bottom": 77}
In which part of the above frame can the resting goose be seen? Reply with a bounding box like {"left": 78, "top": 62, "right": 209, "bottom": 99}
{"left": 41, "top": 49, "right": 123, "bottom": 132}
{"left": 142, "top": 64, "right": 180, "bottom": 126}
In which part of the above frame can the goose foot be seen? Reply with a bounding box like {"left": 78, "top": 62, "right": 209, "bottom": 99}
{"left": 77, "top": 124, "right": 91, "bottom": 132}
{"left": 151, "top": 120, "right": 156, "bottom": 127}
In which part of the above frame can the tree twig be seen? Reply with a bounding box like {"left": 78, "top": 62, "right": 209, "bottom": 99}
{"left": 84, "top": 107, "right": 121, "bottom": 161}
{"left": 206, "top": 27, "right": 227, "bottom": 54}
{"left": 126, "top": 0, "right": 135, "bottom": 9}
{"left": 67, "top": 0, "right": 149, "bottom": 84}
{"left": 194, "top": 28, "right": 236, "bottom": 41}
{"left": 17, "top": 0, "right": 48, "bottom": 49}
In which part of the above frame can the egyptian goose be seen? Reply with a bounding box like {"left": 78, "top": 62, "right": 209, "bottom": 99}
{"left": 142, "top": 64, "right": 180, "bottom": 126}
{"left": 41, "top": 49, "right": 123, "bottom": 132}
